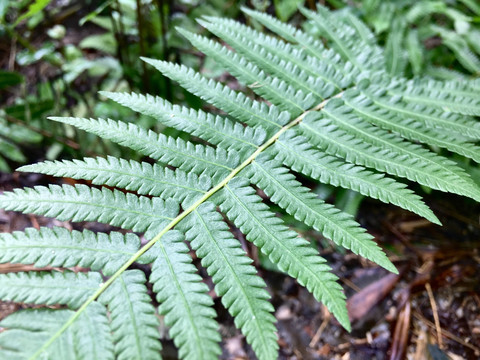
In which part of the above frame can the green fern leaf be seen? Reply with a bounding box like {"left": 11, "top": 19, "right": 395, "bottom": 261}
{"left": 388, "top": 81, "right": 480, "bottom": 116}
{"left": 0, "top": 309, "right": 76, "bottom": 360}
{"left": 406, "top": 29, "right": 423, "bottom": 75}
{"left": 434, "top": 26, "right": 480, "bottom": 74}
{"left": 100, "top": 270, "right": 162, "bottom": 360}
{"left": 179, "top": 202, "right": 278, "bottom": 360}
{"left": 343, "top": 90, "right": 480, "bottom": 163}
{"left": 369, "top": 85, "right": 480, "bottom": 138}
{"left": 0, "top": 227, "right": 141, "bottom": 276}
{"left": 141, "top": 58, "right": 288, "bottom": 132}
{"left": 0, "top": 184, "right": 178, "bottom": 235}
{"left": 272, "top": 131, "right": 439, "bottom": 223}
{"left": 19, "top": 157, "right": 209, "bottom": 207}
{"left": 384, "top": 18, "right": 407, "bottom": 75}
{"left": 198, "top": 18, "right": 336, "bottom": 101}
{"left": 241, "top": 7, "right": 342, "bottom": 73}
{"left": 426, "top": 79, "right": 480, "bottom": 99}
{"left": 100, "top": 91, "right": 265, "bottom": 152}
{"left": 0, "top": 271, "right": 102, "bottom": 308}
{"left": 245, "top": 156, "right": 398, "bottom": 272}
{"left": 201, "top": 16, "right": 349, "bottom": 90}
{"left": 337, "top": 9, "right": 377, "bottom": 47}
{"left": 176, "top": 29, "right": 315, "bottom": 115}
{"left": 73, "top": 302, "right": 115, "bottom": 360}
{"left": 300, "top": 5, "right": 385, "bottom": 71}
{"left": 2, "top": 6, "right": 480, "bottom": 360}
{"left": 299, "top": 102, "right": 480, "bottom": 200}
{"left": 0, "top": 305, "right": 113, "bottom": 360}
{"left": 214, "top": 177, "right": 350, "bottom": 330}
{"left": 150, "top": 231, "right": 221, "bottom": 360}
{"left": 49, "top": 117, "right": 238, "bottom": 181}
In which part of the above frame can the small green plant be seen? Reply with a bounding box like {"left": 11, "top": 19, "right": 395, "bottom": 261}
{"left": 1, "top": 5, "right": 480, "bottom": 360}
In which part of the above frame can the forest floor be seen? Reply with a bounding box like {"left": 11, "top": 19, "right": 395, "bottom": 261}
{"left": 0, "top": 172, "right": 479, "bottom": 360}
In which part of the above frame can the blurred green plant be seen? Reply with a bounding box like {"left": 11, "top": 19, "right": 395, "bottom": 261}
{"left": 0, "top": 70, "right": 43, "bottom": 171}
{"left": 344, "top": 0, "right": 480, "bottom": 78}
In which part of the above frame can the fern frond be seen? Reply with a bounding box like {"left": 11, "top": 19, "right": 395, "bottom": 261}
{"left": 369, "top": 86, "right": 480, "bottom": 138}
{"left": 0, "top": 271, "right": 102, "bottom": 308}
{"left": 0, "top": 309, "right": 75, "bottom": 360}
{"left": 73, "top": 302, "right": 114, "bottom": 360}
{"left": 100, "top": 270, "right": 162, "bottom": 360}
{"left": 201, "top": 16, "right": 349, "bottom": 89}
{"left": 0, "top": 306, "right": 112, "bottom": 360}
{"left": 388, "top": 81, "right": 480, "bottom": 116}
{"left": 176, "top": 29, "right": 315, "bottom": 115}
{"left": 19, "top": 157, "right": 209, "bottom": 207}
{"left": 424, "top": 66, "right": 466, "bottom": 80}
{"left": 241, "top": 8, "right": 337, "bottom": 68}
{"left": 343, "top": 90, "right": 480, "bottom": 163}
{"left": 455, "top": 78, "right": 480, "bottom": 92}
{"left": 2, "top": 7, "right": 480, "bottom": 360}
{"left": 406, "top": 29, "right": 423, "bottom": 75}
{"left": 140, "top": 59, "right": 288, "bottom": 132}
{"left": 242, "top": 7, "right": 310, "bottom": 44}
{"left": 214, "top": 177, "right": 350, "bottom": 330}
{"left": 49, "top": 117, "right": 238, "bottom": 181}
{"left": 423, "top": 78, "right": 480, "bottom": 98}
{"left": 433, "top": 25, "right": 480, "bottom": 74}
{"left": 198, "top": 18, "right": 336, "bottom": 101}
{"left": 150, "top": 231, "right": 221, "bottom": 360}
{"left": 300, "top": 5, "right": 385, "bottom": 71}
{"left": 245, "top": 156, "right": 398, "bottom": 272}
{"left": 299, "top": 103, "right": 480, "bottom": 200}
{"left": 100, "top": 91, "right": 265, "bottom": 152}
{"left": 0, "top": 184, "right": 178, "bottom": 234}
{"left": 179, "top": 202, "right": 278, "bottom": 360}
{"left": 272, "top": 131, "right": 439, "bottom": 223}
{"left": 0, "top": 227, "right": 141, "bottom": 276}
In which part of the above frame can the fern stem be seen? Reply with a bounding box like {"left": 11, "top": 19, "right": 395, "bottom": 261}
{"left": 29, "top": 92, "right": 343, "bottom": 360}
